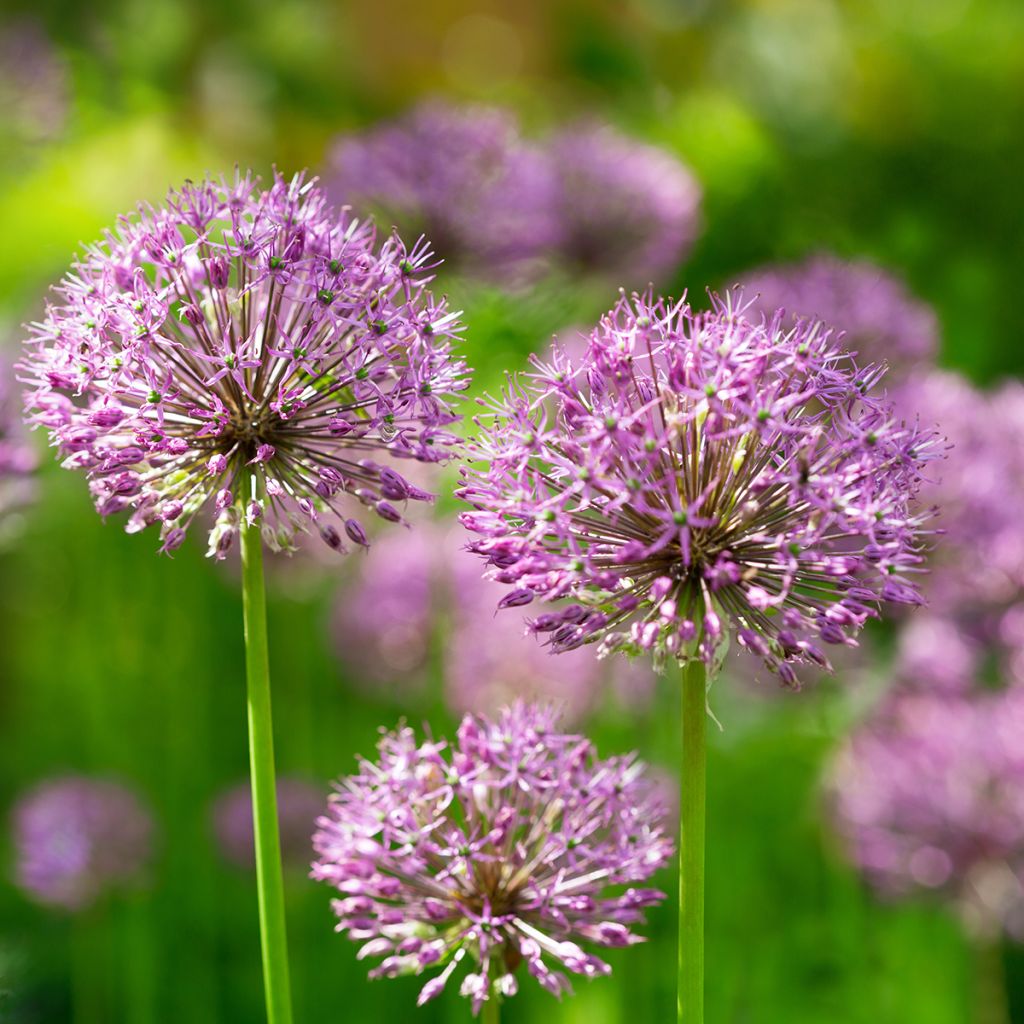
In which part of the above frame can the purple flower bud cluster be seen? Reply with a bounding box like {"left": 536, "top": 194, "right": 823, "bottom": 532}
{"left": 327, "top": 102, "right": 701, "bottom": 286}
{"left": 885, "top": 372, "right": 1024, "bottom": 692}
{"left": 547, "top": 122, "right": 701, "bottom": 286}
{"left": 311, "top": 704, "right": 672, "bottom": 1014}
{"left": 459, "top": 291, "right": 937, "bottom": 682}
{"left": 328, "top": 102, "right": 561, "bottom": 283}
{"left": 824, "top": 373, "right": 1024, "bottom": 930}
{"left": 11, "top": 776, "right": 155, "bottom": 911}
{"left": 0, "top": 358, "right": 37, "bottom": 533}
{"left": 20, "top": 171, "right": 467, "bottom": 558}
{"left": 827, "top": 689, "right": 1024, "bottom": 938}
{"left": 332, "top": 520, "right": 653, "bottom": 718}
{"left": 211, "top": 776, "right": 325, "bottom": 870}
{"left": 0, "top": 17, "right": 68, "bottom": 145}
{"left": 736, "top": 254, "right": 938, "bottom": 373}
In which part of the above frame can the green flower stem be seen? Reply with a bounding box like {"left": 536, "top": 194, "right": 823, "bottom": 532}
{"left": 974, "top": 937, "right": 1010, "bottom": 1024}
{"left": 240, "top": 514, "right": 294, "bottom": 1024}
{"left": 482, "top": 998, "right": 500, "bottom": 1024}
{"left": 679, "top": 659, "right": 707, "bottom": 1024}
{"left": 71, "top": 908, "right": 106, "bottom": 1024}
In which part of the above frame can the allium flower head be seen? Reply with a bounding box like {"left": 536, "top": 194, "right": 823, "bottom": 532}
{"left": 828, "top": 689, "right": 1024, "bottom": 939}
{"left": 332, "top": 521, "right": 653, "bottom": 718}
{"left": 737, "top": 254, "right": 938, "bottom": 374}
{"left": 547, "top": 123, "right": 701, "bottom": 286}
{"left": 885, "top": 372, "right": 1024, "bottom": 692}
{"left": 311, "top": 704, "right": 672, "bottom": 1013}
{"left": 11, "top": 777, "right": 155, "bottom": 911}
{"left": 0, "top": 17, "right": 68, "bottom": 146}
{"left": 20, "top": 171, "right": 467, "bottom": 557}
{"left": 327, "top": 102, "right": 560, "bottom": 281}
{"left": 459, "top": 292, "right": 938, "bottom": 682}
{"left": 212, "top": 776, "right": 324, "bottom": 870}
{"left": 0, "top": 358, "right": 37, "bottom": 534}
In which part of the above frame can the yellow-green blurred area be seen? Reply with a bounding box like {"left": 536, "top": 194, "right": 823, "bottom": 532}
{"left": 0, "top": 1, "right": 1021, "bottom": 1021}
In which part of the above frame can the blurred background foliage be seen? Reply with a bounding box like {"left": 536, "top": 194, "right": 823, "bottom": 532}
{"left": 0, "top": 0, "right": 1021, "bottom": 1021}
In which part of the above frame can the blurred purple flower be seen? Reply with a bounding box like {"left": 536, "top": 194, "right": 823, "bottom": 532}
{"left": 327, "top": 101, "right": 561, "bottom": 282}
{"left": 311, "top": 704, "right": 672, "bottom": 1014}
{"left": 736, "top": 254, "right": 938, "bottom": 374}
{"left": 0, "top": 18, "right": 68, "bottom": 146}
{"left": 459, "top": 291, "right": 938, "bottom": 683}
{"left": 20, "top": 171, "right": 467, "bottom": 559}
{"left": 11, "top": 777, "right": 155, "bottom": 911}
{"left": 211, "top": 776, "right": 325, "bottom": 870}
{"left": 888, "top": 372, "right": 1024, "bottom": 692}
{"left": 0, "top": 358, "right": 37, "bottom": 535}
{"left": 331, "top": 520, "right": 653, "bottom": 718}
{"left": 828, "top": 689, "right": 1024, "bottom": 938}
{"left": 547, "top": 122, "right": 701, "bottom": 286}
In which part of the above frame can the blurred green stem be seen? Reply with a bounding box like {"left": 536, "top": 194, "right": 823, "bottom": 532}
{"left": 679, "top": 660, "right": 706, "bottom": 1024}
{"left": 240, "top": 515, "right": 294, "bottom": 1024}
{"left": 974, "top": 936, "right": 1009, "bottom": 1024}
{"left": 122, "top": 895, "right": 157, "bottom": 1024}
{"left": 482, "top": 998, "right": 500, "bottom": 1024}
{"left": 71, "top": 908, "right": 106, "bottom": 1024}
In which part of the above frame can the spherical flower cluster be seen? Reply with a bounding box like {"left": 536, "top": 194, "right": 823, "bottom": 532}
{"left": 311, "top": 704, "right": 672, "bottom": 1014}
{"left": 20, "top": 171, "right": 467, "bottom": 558}
{"left": 327, "top": 102, "right": 560, "bottom": 282}
{"left": 1, "top": 358, "right": 37, "bottom": 535}
{"left": 827, "top": 689, "right": 1024, "bottom": 938}
{"left": 736, "top": 254, "right": 938, "bottom": 373}
{"left": 11, "top": 776, "right": 155, "bottom": 911}
{"left": 547, "top": 122, "right": 701, "bottom": 286}
{"left": 0, "top": 17, "right": 68, "bottom": 146}
{"left": 888, "top": 372, "right": 1024, "bottom": 692}
{"left": 459, "top": 292, "right": 937, "bottom": 682}
{"left": 211, "top": 776, "right": 324, "bottom": 870}
{"left": 332, "top": 520, "right": 653, "bottom": 718}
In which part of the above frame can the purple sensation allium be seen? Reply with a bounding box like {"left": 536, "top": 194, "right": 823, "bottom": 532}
{"left": 332, "top": 520, "right": 652, "bottom": 718}
{"left": 883, "top": 372, "right": 1024, "bottom": 691}
{"left": 212, "top": 776, "right": 324, "bottom": 870}
{"left": 332, "top": 525, "right": 440, "bottom": 695}
{"left": 0, "top": 358, "right": 37, "bottom": 532}
{"left": 547, "top": 123, "right": 701, "bottom": 287}
{"left": 828, "top": 689, "right": 1024, "bottom": 938}
{"left": 0, "top": 18, "right": 68, "bottom": 145}
{"left": 19, "top": 171, "right": 467, "bottom": 559}
{"left": 11, "top": 777, "right": 155, "bottom": 911}
{"left": 459, "top": 292, "right": 938, "bottom": 684}
{"left": 327, "top": 102, "right": 560, "bottom": 282}
{"left": 736, "top": 254, "right": 938, "bottom": 374}
{"left": 311, "top": 704, "right": 672, "bottom": 1013}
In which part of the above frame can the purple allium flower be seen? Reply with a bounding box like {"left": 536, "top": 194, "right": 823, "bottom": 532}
{"left": 11, "top": 777, "right": 155, "bottom": 912}
{"left": 212, "top": 776, "right": 324, "bottom": 870}
{"left": 327, "top": 102, "right": 560, "bottom": 282}
{"left": 311, "top": 704, "right": 672, "bottom": 1013}
{"left": 459, "top": 292, "right": 938, "bottom": 683}
{"left": 736, "top": 254, "right": 938, "bottom": 374}
{"left": 883, "top": 372, "right": 1024, "bottom": 692}
{"left": 0, "top": 18, "right": 68, "bottom": 146}
{"left": 19, "top": 171, "right": 467, "bottom": 558}
{"left": 0, "top": 358, "right": 37, "bottom": 535}
{"left": 547, "top": 123, "right": 701, "bottom": 287}
{"left": 332, "top": 520, "right": 653, "bottom": 718}
{"left": 827, "top": 689, "right": 1024, "bottom": 939}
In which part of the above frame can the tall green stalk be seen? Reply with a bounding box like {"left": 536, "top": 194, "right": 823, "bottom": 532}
{"left": 481, "top": 998, "right": 500, "bottom": 1024}
{"left": 974, "top": 937, "right": 1010, "bottom": 1024}
{"left": 71, "top": 908, "right": 106, "bottom": 1024}
{"left": 679, "top": 659, "right": 707, "bottom": 1024}
{"left": 240, "top": 514, "right": 294, "bottom": 1024}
